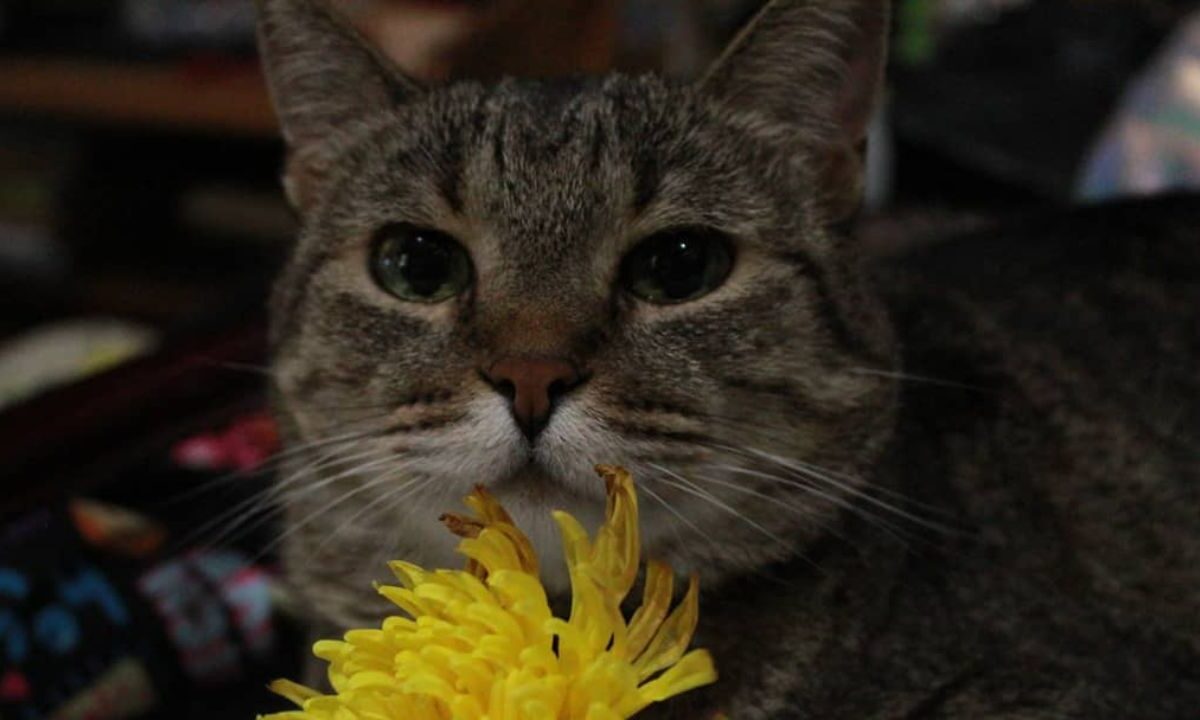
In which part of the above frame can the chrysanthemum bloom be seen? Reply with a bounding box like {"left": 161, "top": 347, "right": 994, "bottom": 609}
{"left": 263, "top": 465, "right": 717, "bottom": 720}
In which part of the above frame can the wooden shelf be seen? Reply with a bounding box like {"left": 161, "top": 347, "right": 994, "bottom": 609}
{"left": 0, "top": 56, "right": 278, "bottom": 136}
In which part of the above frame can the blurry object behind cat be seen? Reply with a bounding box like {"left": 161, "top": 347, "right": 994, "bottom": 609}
{"left": 891, "top": 0, "right": 1187, "bottom": 202}
{"left": 1078, "top": 9, "right": 1200, "bottom": 201}
{"left": 121, "top": 0, "right": 258, "bottom": 51}
{"left": 0, "top": 318, "right": 158, "bottom": 411}
{"left": 343, "top": 0, "right": 619, "bottom": 79}
{"left": 0, "top": 0, "right": 257, "bottom": 56}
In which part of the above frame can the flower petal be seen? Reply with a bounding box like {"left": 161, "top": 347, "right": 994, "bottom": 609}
{"left": 591, "top": 465, "right": 640, "bottom": 602}
{"left": 638, "top": 649, "right": 718, "bottom": 703}
{"left": 625, "top": 559, "right": 673, "bottom": 662}
{"left": 268, "top": 679, "right": 322, "bottom": 706}
{"left": 633, "top": 574, "right": 702, "bottom": 681}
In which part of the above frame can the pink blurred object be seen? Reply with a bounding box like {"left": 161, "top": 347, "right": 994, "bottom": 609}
{"left": 171, "top": 412, "right": 279, "bottom": 472}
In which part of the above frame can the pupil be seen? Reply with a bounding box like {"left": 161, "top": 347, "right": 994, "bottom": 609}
{"left": 651, "top": 239, "right": 706, "bottom": 299}
{"left": 398, "top": 236, "right": 450, "bottom": 296}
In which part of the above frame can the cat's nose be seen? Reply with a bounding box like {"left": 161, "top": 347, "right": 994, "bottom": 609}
{"left": 482, "top": 357, "right": 585, "bottom": 442}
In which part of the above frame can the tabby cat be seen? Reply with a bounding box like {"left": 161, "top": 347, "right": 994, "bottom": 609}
{"left": 256, "top": 0, "right": 1200, "bottom": 716}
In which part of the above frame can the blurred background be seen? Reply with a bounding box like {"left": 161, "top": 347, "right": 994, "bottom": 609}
{"left": 0, "top": 0, "right": 1198, "bottom": 717}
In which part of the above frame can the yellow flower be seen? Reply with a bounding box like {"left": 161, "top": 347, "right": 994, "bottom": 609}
{"left": 263, "top": 465, "right": 718, "bottom": 720}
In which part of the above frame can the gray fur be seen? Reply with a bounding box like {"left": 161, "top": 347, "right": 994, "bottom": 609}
{"left": 257, "top": 0, "right": 1200, "bottom": 715}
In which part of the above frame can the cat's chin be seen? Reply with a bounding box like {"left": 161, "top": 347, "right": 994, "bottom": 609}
{"left": 488, "top": 457, "right": 605, "bottom": 509}
{"left": 493, "top": 459, "right": 557, "bottom": 494}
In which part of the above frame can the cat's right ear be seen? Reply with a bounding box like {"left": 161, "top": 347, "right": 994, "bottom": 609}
{"left": 256, "top": 0, "right": 421, "bottom": 211}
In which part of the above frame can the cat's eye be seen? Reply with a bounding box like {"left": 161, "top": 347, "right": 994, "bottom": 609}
{"left": 370, "top": 224, "right": 472, "bottom": 303}
{"left": 620, "top": 228, "right": 734, "bottom": 305}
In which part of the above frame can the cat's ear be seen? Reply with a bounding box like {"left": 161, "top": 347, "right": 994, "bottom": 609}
{"left": 700, "top": 0, "right": 889, "bottom": 220}
{"left": 256, "top": 0, "right": 421, "bottom": 210}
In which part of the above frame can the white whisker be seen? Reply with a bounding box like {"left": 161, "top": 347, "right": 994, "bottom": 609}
{"left": 688, "top": 470, "right": 850, "bottom": 543}
{"left": 183, "top": 443, "right": 387, "bottom": 549}
{"left": 204, "top": 447, "right": 395, "bottom": 551}
{"left": 692, "top": 413, "right": 954, "bottom": 518}
{"left": 740, "top": 447, "right": 963, "bottom": 536}
{"left": 254, "top": 455, "right": 413, "bottom": 563}
{"left": 363, "top": 476, "right": 441, "bottom": 573}
{"left": 315, "top": 472, "right": 435, "bottom": 555}
{"left": 164, "top": 425, "right": 385, "bottom": 507}
{"left": 848, "top": 367, "right": 987, "bottom": 392}
{"left": 647, "top": 463, "right": 788, "bottom": 548}
{"left": 707, "top": 462, "right": 913, "bottom": 547}
{"left": 640, "top": 481, "right": 712, "bottom": 546}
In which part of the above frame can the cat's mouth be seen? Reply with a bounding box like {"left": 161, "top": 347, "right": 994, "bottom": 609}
{"left": 488, "top": 456, "right": 605, "bottom": 507}
{"left": 494, "top": 458, "right": 557, "bottom": 492}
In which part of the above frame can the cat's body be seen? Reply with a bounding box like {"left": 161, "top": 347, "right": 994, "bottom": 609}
{"left": 255, "top": 0, "right": 1200, "bottom": 715}
{"left": 655, "top": 196, "right": 1200, "bottom": 718}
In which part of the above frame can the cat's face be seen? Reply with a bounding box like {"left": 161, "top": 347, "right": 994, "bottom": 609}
{"left": 259, "top": 0, "right": 896, "bottom": 627}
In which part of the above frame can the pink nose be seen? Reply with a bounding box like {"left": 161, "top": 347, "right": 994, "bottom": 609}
{"left": 482, "top": 357, "right": 584, "bottom": 440}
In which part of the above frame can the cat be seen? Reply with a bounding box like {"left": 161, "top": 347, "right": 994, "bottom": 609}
{"left": 256, "top": 0, "right": 1200, "bottom": 716}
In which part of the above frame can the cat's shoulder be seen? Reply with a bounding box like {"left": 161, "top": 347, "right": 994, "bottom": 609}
{"left": 872, "top": 194, "right": 1200, "bottom": 405}
{"left": 874, "top": 193, "right": 1200, "bottom": 304}
{"left": 864, "top": 196, "right": 1200, "bottom": 713}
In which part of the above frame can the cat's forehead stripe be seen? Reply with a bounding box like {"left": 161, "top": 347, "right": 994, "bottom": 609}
{"left": 425, "top": 80, "right": 660, "bottom": 218}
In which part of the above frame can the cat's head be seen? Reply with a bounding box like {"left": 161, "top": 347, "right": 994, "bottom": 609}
{"left": 258, "top": 0, "right": 897, "bottom": 625}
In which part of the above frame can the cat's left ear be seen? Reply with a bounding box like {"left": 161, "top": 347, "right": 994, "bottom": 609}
{"left": 256, "top": 0, "right": 422, "bottom": 210}
{"left": 699, "top": 0, "right": 890, "bottom": 221}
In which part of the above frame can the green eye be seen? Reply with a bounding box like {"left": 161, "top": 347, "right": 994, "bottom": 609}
{"left": 370, "top": 224, "right": 472, "bottom": 303}
{"left": 620, "top": 228, "right": 734, "bottom": 305}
